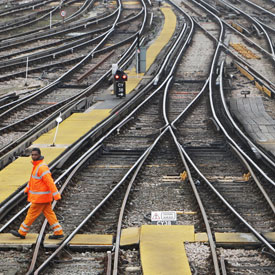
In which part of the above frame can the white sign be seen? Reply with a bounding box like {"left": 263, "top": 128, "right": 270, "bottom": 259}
{"left": 151, "top": 211, "right": 177, "bottom": 222}
{"left": 60, "top": 10, "right": 66, "bottom": 17}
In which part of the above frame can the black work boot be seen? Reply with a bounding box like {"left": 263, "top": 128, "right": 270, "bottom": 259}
{"left": 10, "top": 230, "right": 25, "bottom": 239}
{"left": 49, "top": 234, "right": 64, "bottom": 239}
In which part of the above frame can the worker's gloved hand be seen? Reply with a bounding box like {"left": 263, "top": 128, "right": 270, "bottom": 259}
{"left": 53, "top": 193, "right": 61, "bottom": 201}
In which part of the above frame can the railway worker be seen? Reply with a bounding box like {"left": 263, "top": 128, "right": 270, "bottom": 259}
{"left": 10, "top": 148, "right": 64, "bottom": 239}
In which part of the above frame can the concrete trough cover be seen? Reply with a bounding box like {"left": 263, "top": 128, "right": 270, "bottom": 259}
{"left": 195, "top": 232, "right": 208, "bottom": 242}
{"left": 120, "top": 227, "right": 140, "bottom": 246}
{"left": 0, "top": 233, "right": 38, "bottom": 248}
{"left": 44, "top": 234, "right": 113, "bottom": 249}
{"left": 263, "top": 232, "right": 275, "bottom": 243}
{"left": 215, "top": 232, "right": 259, "bottom": 244}
{"left": 44, "top": 234, "right": 65, "bottom": 248}
{"left": 69, "top": 234, "right": 113, "bottom": 246}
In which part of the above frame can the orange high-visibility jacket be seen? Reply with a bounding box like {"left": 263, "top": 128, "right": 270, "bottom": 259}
{"left": 24, "top": 158, "right": 61, "bottom": 203}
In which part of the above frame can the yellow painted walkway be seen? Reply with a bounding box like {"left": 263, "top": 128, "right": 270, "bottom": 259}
{"left": 140, "top": 225, "right": 193, "bottom": 275}
{"left": 0, "top": 4, "right": 177, "bottom": 204}
{"left": 125, "top": 6, "right": 177, "bottom": 94}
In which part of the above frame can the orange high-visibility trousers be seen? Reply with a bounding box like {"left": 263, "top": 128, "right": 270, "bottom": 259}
{"left": 18, "top": 202, "right": 63, "bottom": 236}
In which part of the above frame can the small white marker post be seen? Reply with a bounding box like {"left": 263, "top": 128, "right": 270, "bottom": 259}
{"left": 25, "top": 56, "right": 29, "bottom": 86}
{"left": 50, "top": 11, "right": 52, "bottom": 29}
{"left": 136, "top": 48, "right": 140, "bottom": 78}
{"left": 52, "top": 115, "right": 63, "bottom": 147}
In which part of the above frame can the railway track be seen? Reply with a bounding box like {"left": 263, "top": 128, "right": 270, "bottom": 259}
{"left": 0, "top": 2, "right": 148, "bottom": 167}
{"left": 0, "top": 1, "right": 196, "bottom": 274}
{"left": 0, "top": 0, "right": 98, "bottom": 39}
{"left": 0, "top": 0, "right": 274, "bottom": 274}
{"left": 0, "top": 9, "right": 138, "bottom": 80}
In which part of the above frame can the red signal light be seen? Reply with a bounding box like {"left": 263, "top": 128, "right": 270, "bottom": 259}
{"left": 114, "top": 74, "right": 120, "bottom": 80}
{"left": 122, "top": 74, "right": 127, "bottom": 80}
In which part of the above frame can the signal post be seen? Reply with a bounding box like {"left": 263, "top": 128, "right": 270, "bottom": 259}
{"left": 113, "top": 69, "right": 128, "bottom": 98}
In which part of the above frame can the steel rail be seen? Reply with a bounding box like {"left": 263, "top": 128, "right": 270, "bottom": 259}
{"left": 112, "top": 1, "right": 222, "bottom": 272}
{"left": 30, "top": 4, "right": 192, "bottom": 271}
{"left": 32, "top": 14, "right": 190, "bottom": 264}
{"left": 170, "top": 129, "right": 222, "bottom": 274}
{"left": 0, "top": 90, "right": 40, "bottom": 114}
{"left": 0, "top": 11, "right": 127, "bottom": 122}
{"left": 0, "top": 0, "right": 130, "bottom": 210}
{"left": 0, "top": 0, "right": 144, "bottom": 184}
{"left": 26, "top": 143, "right": 103, "bottom": 274}
{"left": 113, "top": 91, "right": 221, "bottom": 275}
{"left": 153, "top": 0, "right": 193, "bottom": 86}
{"left": 112, "top": 127, "right": 169, "bottom": 275}
{"left": 0, "top": 7, "right": 118, "bottom": 49}
{"left": 112, "top": 79, "right": 218, "bottom": 274}
{"left": 0, "top": 97, "right": 72, "bottom": 134}
{"left": 0, "top": 29, "right": 108, "bottom": 72}
{"left": 166, "top": 48, "right": 275, "bottom": 255}
{"left": 0, "top": 5, "right": 54, "bottom": 30}
{"left": 200, "top": 0, "right": 275, "bottom": 60}
{"left": 253, "top": 17, "right": 275, "bottom": 33}
{"left": 0, "top": 0, "right": 92, "bottom": 38}
{"left": 202, "top": 0, "right": 275, "bottom": 254}
{"left": 0, "top": 30, "right": 141, "bottom": 144}
{"left": 32, "top": 135, "right": 159, "bottom": 274}
{"left": 219, "top": 60, "right": 275, "bottom": 171}
{"left": 0, "top": 3, "right": 61, "bottom": 35}
{"left": 2, "top": 0, "right": 142, "bottom": 158}
{"left": 222, "top": 19, "right": 274, "bottom": 62}
{"left": 0, "top": 29, "right": 137, "bottom": 82}
{"left": 0, "top": 0, "right": 146, "bottom": 252}
{"left": 165, "top": 82, "right": 221, "bottom": 275}
{"left": 0, "top": 14, "right": 146, "bottom": 165}
{"left": 0, "top": 6, "right": 143, "bottom": 62}
{"left": 168, "top": 4, "right": 222, "bottom": 271}
{"left": 0, "top": 98, "right": 80, "bottom": 157}
{"left": 218, "top": 0, "right": 275, "bottom": 58}
{"left": 0, "top": 0, "right": 96, "bottom": 42}
{"left": 241, "top": 0, "right": 275, "bottom": 18}
{"left": 191, "top": 15, "right": 275, "bottom": 91}
{"left": 171, "top": 78, "right": 209, "bottom": 127}
{"left": 229, "top": 143, "right": 275, "bottom": 214}
{"left": 222, "top": 41, "right": 275, "bottom": 89}
{"left": 31, "top": 75, "right": 171, "bottom": 273}
{"left": 0, "top": 25, "right": 146, "bottom": 185}
{"left": 178, "top": 140, "right": 275, "bottom": 253}
{"left": 213, "top": 61, "right": 275, "bottom": 187}
{"left": 2, "top": 0, "right": 186, "bottom": 271}
{"left": 0, "top": 0, "right": 229, "bottom": 274}
{"left": 26, "top": 3, "right": 122, "bottom": 273}
{"left": 0, "top": 0, "right": 54, "bottom": 17}
{"left": 0, "top": 141, "right": 103, "bottom": 234}
{"left": 0, "top": 8, "right": 143, "bottom": 69}
{"left": 50, "top": 0, "right": 177, "bottom": 171}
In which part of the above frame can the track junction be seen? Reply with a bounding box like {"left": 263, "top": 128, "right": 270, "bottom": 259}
{"left": 0, "top": 0, "right": 274, "bottom": 274}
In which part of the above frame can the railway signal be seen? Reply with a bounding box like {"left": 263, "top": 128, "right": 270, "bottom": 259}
{"left": 60, "top": 10, "right": 66, "bottom": 24}
{"left": 114, "top": 69, "right": 127, "bottom": 98}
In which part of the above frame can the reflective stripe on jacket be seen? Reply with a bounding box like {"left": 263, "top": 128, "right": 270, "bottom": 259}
{"left": 24, "top": 158, "right": 61, "bottom": 203}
